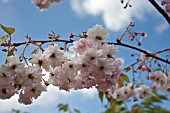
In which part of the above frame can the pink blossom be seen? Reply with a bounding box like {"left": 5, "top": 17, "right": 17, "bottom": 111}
{"left": 137, "top": 85, "right": 150, "bottom": 99}
{"left": 87, "top": 24, "right": 109, "bottom": 42}
{"left": 149, "top": 71, "right": 167, "bottom": 86}
{"left": 69, "top": 38, "right": 92, "bottom": 54}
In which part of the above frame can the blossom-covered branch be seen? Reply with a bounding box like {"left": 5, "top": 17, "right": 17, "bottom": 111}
{"left": 1, "top": 37, "right": 170, "bottom": 64}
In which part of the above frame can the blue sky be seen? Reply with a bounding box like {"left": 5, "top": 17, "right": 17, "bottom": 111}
{"left": 0, "top": 0, "right": 170, "bottom": 113}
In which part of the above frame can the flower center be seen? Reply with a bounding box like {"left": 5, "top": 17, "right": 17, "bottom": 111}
{"left": 107, "top": 54, "right": 112, "bottom": 58}
{"left": 49, "top": 53, "right": 55, "bottom": 59}
{"left": 2, "top": 73, "right": 7, "bottom": 77}
{"left": 30, "top": 88, "right": 36, "bottom": 93}
{"left": 91, "top": 57, "right": 95, "bottom": 60}
{"left": 11, "top": 65, "right": 16, "bottom": 70}
{"left": 2, "top": 88, "right": 7, "bottom": 94}
{"left": 100, "top": 66, "right": 104, "bottom": 71}
{"left": 95, "top": 36, "right": 103, "bottom": 41}
{"left": 82, "top": 63, "right": 86, "bottom": 68}
{"left": 28, "top": 74, "right": 34, "bottom": 80}
{"left": 38, "top": 60, "right": 43, "bottom": 66}
{"left": 69, "top": 64, "right": 73, "bottom": 69}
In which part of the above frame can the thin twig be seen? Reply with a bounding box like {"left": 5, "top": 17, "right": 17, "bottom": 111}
{"left": 108, "top": 41, "right": 170, "bottom": 64}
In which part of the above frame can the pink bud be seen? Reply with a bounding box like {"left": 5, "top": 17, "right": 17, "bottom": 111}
{"left": 83, "top": 32, "right": 87, "bottom": 38}
{"left": 130, "top": 22, "right": 135, "bottom": 27}
{"left": 129, "top": 35, "right": 135, "bottom": 41}
{"left": 133, "top": 97, "right": 138, "bottom": 102}
{"left": 150, "top": 84, "right": 156, "bottom": 90}
{"left": 69, "top": 33, "right": 74, "bottom": 38}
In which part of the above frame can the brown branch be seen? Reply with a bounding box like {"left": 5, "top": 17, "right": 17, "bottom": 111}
{"left": 148, "top": 0, "right": 170, "bottom": 25}
{"left": 154, "top": 48, "right": 170, "bottom": 54}
{"left": 1, "top": 39, "right": 74, "bottom": 47}
{"left": 124, "top": 60, "right": 141, "bottom": 71}
{"left": 107, "top": 41, "right": 170, "bottom": 64}
{"left": 1, "top": 38, "right": 169, "bottom": 64}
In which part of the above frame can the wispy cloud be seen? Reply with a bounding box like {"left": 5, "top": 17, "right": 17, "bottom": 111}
{"left": 154, "top": 22, "right": 169, "bottom": 34}
{"left": 0, "top": 85, "right": 97, "bottom": 113}
{"left": 70, "top": 0, "right": 153, "bottom": 31}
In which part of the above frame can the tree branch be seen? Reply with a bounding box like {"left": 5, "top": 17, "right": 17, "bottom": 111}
{"left": 148, "top": 0, "right": 170, "bottom": 25}
{"left": 108, "top": 41, "right": 170, "bottom": 64}
{"left": 1, "top": 38, "right": 169, "bottom": 64}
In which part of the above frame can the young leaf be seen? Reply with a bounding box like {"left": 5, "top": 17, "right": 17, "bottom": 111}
{"left": 98, "top": 91, "right": 104, "bottom": 103}
{"left": 74, "top": 109, "right": 81, "bottom": 113}
{"left": 120, "top": 73, "right": 130, "bottom": 82}
{"left": 118, "top": 77, "right": 124, "bottom": 87}
{"left": 31, "top": 48, "right": 38, "bottom": 54}
{"left": 125, "top": 67, "right": 131, "bottom": 72}
{"left": 2, "top": 49, "right": 8, "bottom": 52}
{"left": 0, "top": 24, "right": 15, "bottom": 35}
{"left": 0, "top": 35, "right": 8, "bottom": 45}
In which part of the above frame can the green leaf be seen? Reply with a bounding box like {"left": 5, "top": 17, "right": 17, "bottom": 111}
{"left": 0, "top": 24, "right": 15, "bottom": 35}
{"left": 154, "top": 68, "right": 162, "bottom": 72}
{"left": 74, "top": 109, "right": 81, "bottom": 113}
{"left": 57, "top": 103, "right": 68, "bottom": 112}
{"left": 51, "top": 30, "right": 55, "bottom": 36}
{"left": 31, "top": 48, "right": 38, "bottom": 54}
{"left": 118, "top": 77, "right": 124, "bottom": 87}
{"left": 0, "top": 35, "right": 8, "bottom": 45}
{"left": 98, "top": 91, "right": 104, "bottom": 103}
{"left": 120, "top": 73, "right": 130, "bottom": 83}
{"left": 158, "top": 87, "right": 166, "bottom": 92}
{"left": 125, "top": 67, "right": 131, "bottom": 72}
{"left": 2, "top": 49, "right": 8, "bottom": 52}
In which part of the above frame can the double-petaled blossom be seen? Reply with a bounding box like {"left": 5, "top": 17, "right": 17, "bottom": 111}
{"left": 87, "top": 24, "right": 109, "bottom": 43}
{"left": 43, "top": 44, "right": 67, "bottom": 67}
{"left": 149, "top": 71, "right": 167, "bottom": 86}
{"left": 137, "top": 85, "right": 150, "bottom": 99}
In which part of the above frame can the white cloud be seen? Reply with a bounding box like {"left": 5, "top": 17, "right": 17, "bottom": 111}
{"left": 0, "top": 85, "right": 97, "bottom": 112}
{"left": 70, "top": 0, "right": 152, "bottom": 31}
{"left": 154, "top": 22, "right": 169, "bottom": 34}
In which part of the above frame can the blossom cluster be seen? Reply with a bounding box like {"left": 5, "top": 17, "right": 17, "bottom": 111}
{"left": 0, "top": 56, "right": 46, "bottom": 104}
{"left": 112, "top": 83, "right": 150, "bottom": 101}
{"left": 0, "top": 24, "right": 169, "bottom": 105}
{"left": 149, "top": 71, "right": 170, "bottom": 91}
{"left": 0, "top": 24, "right": 123, "bottom": 104}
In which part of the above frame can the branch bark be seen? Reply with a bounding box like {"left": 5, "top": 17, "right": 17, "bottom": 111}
{"left": 1, "top": 39, "right": 170, "bottom": 64}
{"left": 148, "top": 0, "right": 170, "bottom": 25}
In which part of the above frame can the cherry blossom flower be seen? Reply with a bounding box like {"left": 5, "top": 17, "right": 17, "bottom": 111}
{"left": 87, "top": 24, "right": 109, "bottom": 42}
{"left": 137, "top": 85, "right": 150, "bottom": 99}
{"left": 24, "top": 83, "right": 46, "bottom": 99}
{"left": 112, "top": 83, "right": 136, "bottom": 100}
{"left": 18, "top": 91, "right": 33, "bottom": 105}
{"left": 95, "top": 58, "right": 115, "bottom": 75}
{"left": 3, "top": 55, "right": 24, "bottom": 73}
{"left": 101, "top": 43, "right": 118, "bottom": 58}
{"left": 69, "top": 38, "right": 92, "bottom": 54}
{"left": 29, "top": 53, "right": 49, "bottom": 70}
{"left": 0, "top": 67, "right": 13, "bottom": 86}
{"left": 149, "top": 71, "right": 167, "bottom": 86}
{"left": 140, "top": 52, "right": 149, "bottom": 64}
{"left": 43, "top": 44, "right": 67, "bottom": 67}
{"left": 0, "top": 85, "right": 16, "bottom": 99}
